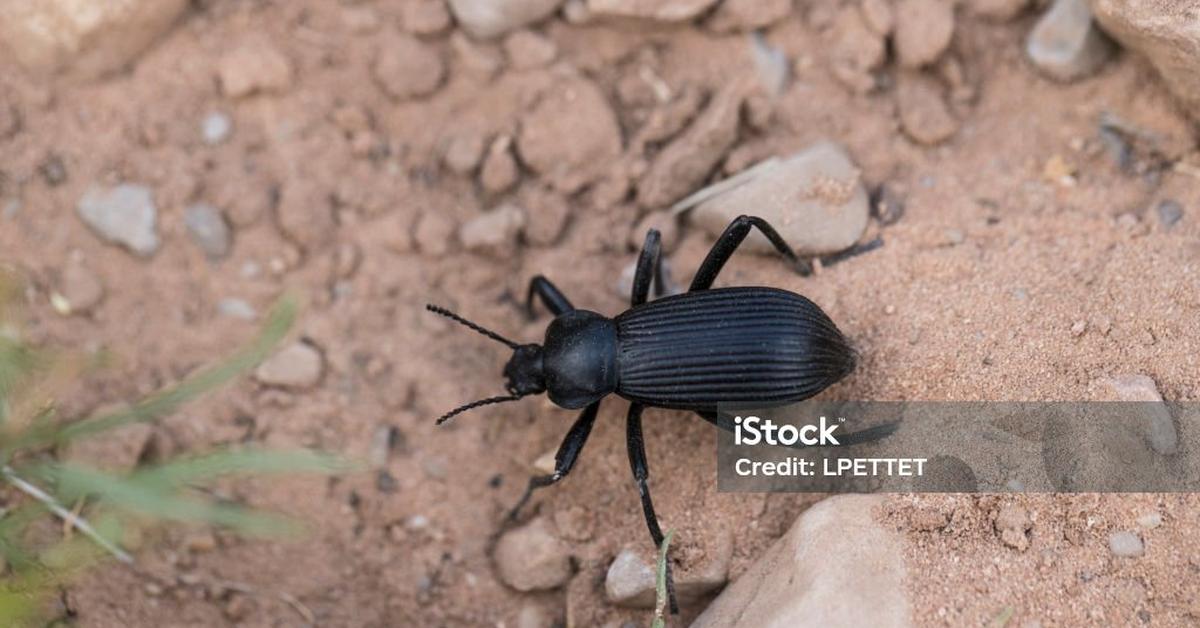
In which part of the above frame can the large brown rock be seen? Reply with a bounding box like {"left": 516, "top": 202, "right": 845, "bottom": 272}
{"left": 0, "top": 0, "right": 189, "bottom": 79}
{"left": 691, "top": 495, "right": 912, "bottom": 628}
{"left": 1090, "top": 0, "right": 1200, "bottom": 117}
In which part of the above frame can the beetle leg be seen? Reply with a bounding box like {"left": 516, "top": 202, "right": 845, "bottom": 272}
{"left": 525, "top": 275, "right": 575, "bottom": 319}
{"left": 507, "top": 400, "right": 599, "bottom": 522}
{"left": 631, "top": 229, "right": 667, "bottom": 306}
{"left": 626, "top": 403, "right": 680, "bottom": 614}
{"left": 689, "top": 215, "right": 811, "bottom": 290}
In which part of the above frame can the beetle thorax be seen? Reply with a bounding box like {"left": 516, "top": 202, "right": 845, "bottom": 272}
{"left": 542, "top": 310, "right": 618, "bottom": 409}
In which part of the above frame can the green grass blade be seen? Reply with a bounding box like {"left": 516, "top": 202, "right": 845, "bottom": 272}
{"left": 133, "top": 448, "right": 352, "bottom": 491}
{"left": 42, "top": 463, "right": 299, "bottom": 538}
{"left": 54, "top": 295, "right": 296, "bottom": 444}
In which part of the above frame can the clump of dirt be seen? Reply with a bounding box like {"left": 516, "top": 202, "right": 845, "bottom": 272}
{"left": 1, "top": 0, "right": 1198, "bottom": 626}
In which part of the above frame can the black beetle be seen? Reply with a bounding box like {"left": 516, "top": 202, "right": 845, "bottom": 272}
{"left": 428, "top": 215, "right": 885, "bottom": 612}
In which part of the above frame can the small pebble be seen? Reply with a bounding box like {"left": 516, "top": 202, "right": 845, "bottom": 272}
{"left": 1070, "top": 320, "right": 1087, "bottom": 336}
{"left": 460, "top": 204, "right": 525, "bottom": 255}
{"left": 55, "top": 264, "right": 104, "bottom": 315}
{"left": 39, "top": 154, "right": 68, "bottom": 187}
{"left": 403, "top": 0, "right": 452, "bottom": 35}
{"left": 1108, "top": 530, "right": 1144, "bottom": 557}
{"left": 504, "top": 30, "right": 557, "bottom": 70}
{"left": 202, "top": 112, "right": 232, "bottom": 145}
{"left": 1155, "top": 199, "right": 1183, "bottom": 230}
{"left": 255, "top": 341, "right": 325, "bottom": 389}
{"left": 1026, "top": 0, "right": 1114, "bottom": 81}
{"left": 894, "top": 0, "right": 955, "bottom": 68}
{"left": 76, "top": 184, "right": 160, "bottom": 257}
{"left": 217, "top": 298, "right": 256, "bottom": 320}
{"left": 493, "top": 517, "right": 572, "bottom": 592}
{"left": 184, "top": 203, "right": 232, "bottom": 259}
{"left": 217, "top": 41, "right": 293, "bottom": 97}
{"left": 444, "top": 133, "right": 486, "bottom": 175}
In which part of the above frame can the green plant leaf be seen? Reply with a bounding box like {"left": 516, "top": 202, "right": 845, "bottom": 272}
{"left": 652, "top": 528, "right": 675, "bottom": 628}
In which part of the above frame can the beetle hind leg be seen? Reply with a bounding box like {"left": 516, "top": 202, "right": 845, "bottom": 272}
{"left": 631, "top": 229, "right": 669, "bottom": 307}
{"left": 507, "top": 400, "right": 599, "bottom": 522}
{"left": 626, "top": 403, "right": 680, "bottom": 614}
{"left": 525, "top": 275, "right": 574, "bottom": 319}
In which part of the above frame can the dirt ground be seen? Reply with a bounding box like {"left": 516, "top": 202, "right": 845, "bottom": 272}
{"left": 2, "top": 0, "right": 1200, "bottom": 626}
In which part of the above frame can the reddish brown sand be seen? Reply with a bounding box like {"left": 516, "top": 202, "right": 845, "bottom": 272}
{"left": 1, "top": 0, "right": 1199, "bottom": 626}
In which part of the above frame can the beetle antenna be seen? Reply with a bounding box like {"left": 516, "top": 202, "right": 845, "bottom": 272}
{"left": 436, "top": 394, "right": 524, "bottom": 425}
{"left": 426, "top": 304, "right": 519, "bottom": 349}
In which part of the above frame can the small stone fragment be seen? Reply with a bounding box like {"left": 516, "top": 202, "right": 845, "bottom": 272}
{"left": 76, "top": 184, "right": 160, "bottom": 257}
{"left": 184, "top": 203, "right": 232, "bottom": 259}
{"left": 460, "top": 204, "right": 525, "bottom": 255}
{"left": 217, "top": 298, "right": 256, "bottom": 320}
{"left": 688, "top": 141, "right": 870, "bottom": 255}
{"left": 451, "top": 32, "right": 505, "bottom": 79}
{"left": 493, "top": 517, "right": 572, "bottom": 592}
{"left": 373, "top": 34, "right": 446, "bottom": 100}
{"left": 39, "top": 154, "right": 68, "bottom": 187}
{"left": 521, "top": 186, "right": 571, "bottom": 246}
{"left": 217, "top": 40, "right": 293, "bottom": 98}
{"left": 255, "top": 342, "right": 325, "bottom": 389}
{"left": 896, "top": 73, "right": 959, "bottom": 145}
{"left": 828, "top": 6, "right": 887, "bottom": 94}
{"left": 56, "top": 263, "right": 104, "bottom": 315}
{"left": 504, "top": 30, "right": 557, "bottom": 70}
{"left": 587, "top": 0, "right": 721, "bottom": 21}
{"left": 995, "top": 505, "right": 1032, "bottom": 551}
{"left": 894, "top": 0, "right": 956, "bottom": 68}
{"left": 444, "top": 133, "right": 487, "bottom": 175}
{"left": 638, "top": 83, "right": 746, "bottom": 209}
{"left": 605, "top": 531, "right": 733, "bottom": 608}
{"left": 1026, "top": 0, "right": 1113, "bottom": 82}
{"left": 517, "top": 77, "right": 622, "bottom": 193}
{"left": 447, "top": 0, "right": 564, "bottom": 39}
{"left": 1137, "top": 512, "right": 1163, "bottom": 529}
{"left": 1108, "top": 530, "right": 1144, "bottom": 557}
{"left": 404, "top": 0, "right": 453, "bottom": 35}
{"left": 480, "top": 137, "right": 520, "bottom": 194}
{"left": 1155, "top": 199, "right": 1183, "bottom": 230}
{"left": 414, "top": 211, "right": 457, "bottom": 256}
{"left": 202, "top": 112, "right": 232, "bottom": 145}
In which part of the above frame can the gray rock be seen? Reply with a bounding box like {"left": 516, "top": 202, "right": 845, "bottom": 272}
{"left": 587, "top": 0, "right": 720, "bottom": 21}
{"left": 1155, "top": 199, "right": 1183, "bottom": 230}
{"left": 1026, "top": 0, "right": 1114, "bottom": 81}
{"left": 692, "top": 495, "right": 911, "bottom": 627}
{"left": 184, "top": 203, "right": 232, "bottom": 259}
{"left": 1090, "top": 0, "right": 1200, "bottom": 118}
{"left": 1136, "top": 512, "right": 1163, "bottom": 529}
{"left": 493, "top": 517, "right": 572, "bottom": 592}
{"left": 687, "top": 141, "right": 870, "bottom": 256}
{"left": 202, "top": 112, "right": 232, "bottom": 145}
{"left": 447, "top": 0, "right": 564, "bottom": 39}
{"left": 1108, "top": 530, "right": 1144, "bottom": 557}
{"left": 76, "top": 184, "right": 160, "bottom": 257}
{"left": 255, "top": 342, "right": 324, "bottom": 389}
{"left": 604, "top": 530, "right": 732, "bottom": 608}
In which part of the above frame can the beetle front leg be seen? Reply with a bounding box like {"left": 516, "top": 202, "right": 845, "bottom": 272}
{"left": 631, "top": 229, "right": 667, "bottom": 307}
{"left": 507, "top": 400, "right": 599, "bottom": 522}
{"left": 525, "top": 275, "right": 575, "bottom": 319}
{"left": 626, "top": 403, "right": 679, "bottom": 614}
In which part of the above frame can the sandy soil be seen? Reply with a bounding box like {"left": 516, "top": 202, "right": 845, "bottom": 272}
{"left": 2, "top": 0, "right": 1199, "bottom": 626}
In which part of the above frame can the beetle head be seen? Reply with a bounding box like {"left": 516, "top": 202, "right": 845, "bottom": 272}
{"left": 425, "top": 304, "right": 543, "bottom": 424}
